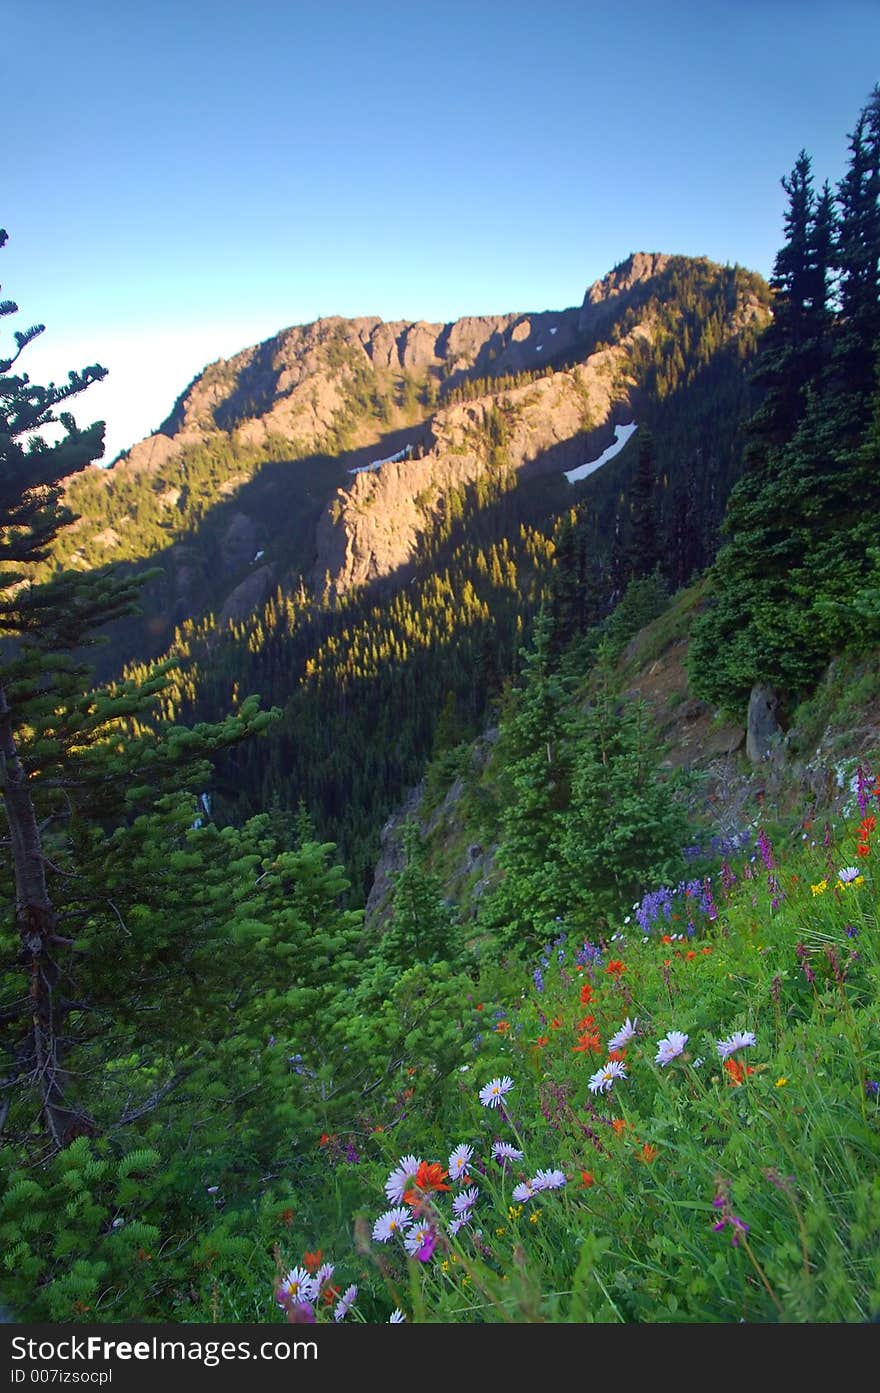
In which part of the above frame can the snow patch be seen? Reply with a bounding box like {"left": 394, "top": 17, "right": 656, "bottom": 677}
{"left": 349, "top": 444, "right": 413, "bottom": 475}
{"left": 564, "top": 421, "right": 638, "bottom": 484}
{"left": 549, "top": 327, "right": 557, "bottom": 336}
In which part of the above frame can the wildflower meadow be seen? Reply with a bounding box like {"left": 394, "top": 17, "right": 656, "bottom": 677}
{"left": 273, "top": 779, "right": 879, "bottom": 1324}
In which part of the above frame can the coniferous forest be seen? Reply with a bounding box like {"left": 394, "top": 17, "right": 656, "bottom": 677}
{"left": 2, "top": 87, "right": 880, "bottom": 1329}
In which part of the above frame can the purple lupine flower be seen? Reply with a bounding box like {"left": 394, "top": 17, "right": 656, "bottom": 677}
{"left": 701, "top": 878, "right": 718, "bottom": 921}
{"left": 757, "top": 829, "right": 775, "bottom": 870}
{"left": 344, "top": 1142, "right": 360, "bottom": 1164}
{"left": 533, "top": 966, "right": 545, "bottom": 993}
{"left": 711, "top": 1180, "right": 750, "bottom": 1248}
{"left": 796, "top": 944, "right": 815, "bottom": 985}
{"left": 856, "top": 765, "right": 872, "bottom": 817}
{"left": 865, "top": 1081, "right": 879, "bottom": 1099}
{"left": 720, "top": 861, "right": 736, "bottom": 893}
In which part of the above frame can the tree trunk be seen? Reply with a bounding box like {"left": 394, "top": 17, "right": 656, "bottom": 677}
{"left": 0, "top": 679, "right": 90, "bottom": 1145}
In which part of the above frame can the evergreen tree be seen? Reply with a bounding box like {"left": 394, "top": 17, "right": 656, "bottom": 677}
{"left": 560, "top": 646, "right": 687, "bottom": 929}
{"left": 747, "top": 151, "right": 826, "bottom": 460}
{"left": 377, "top": 820, "right": 459, "bottom": 970}
{"left": 627, "top": 426, "right": 660, "bottom": 580}
{"left": 691, "top": 95, "right": 880, "bottom": 714}
{"left": 482, "top": 611, "right": 574, "bottom": 951}
{"left": 0, "top": 232, "right": 274, "bottom": 1145}
{"left": 834, "top": 87, "right": 880, "bottom": 416}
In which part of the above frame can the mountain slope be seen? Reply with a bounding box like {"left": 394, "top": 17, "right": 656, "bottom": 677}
{"left": 53, "top": 253, "right": 770, "bottom": 889}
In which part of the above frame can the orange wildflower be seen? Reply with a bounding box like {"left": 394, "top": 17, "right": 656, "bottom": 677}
{"left": 579, "top": 1170, "right": 595, "bottom": 1187}
{"left": 723, "top": 1059, "right": 756, "bottom": 1087}
{"left": 403, "top": 1161, "right": 451, "bottom": 1205}
{"left": 551, "top": 1016, "right": 564, "bottom": 1029}
{"left": 611, "top": 1118, "right": 628, "bottom": 1135}
{"left": 580, "top": 982, "right": 594, "bottom": 1004}
{"left": 606, "top": 960, "right": 626, "bottom": 976}
{"left": 661, "top": 935, "right": 672, "bottom": 944}
{"left": 279, "top": 1208, "right": 295, "bottom": 1226}
{"left": 318, "top": 1132, "right": 333, "bottom": 1147}
{"left": 639, "top": 1144, "right": 658, "bottom": 1164}
{"left": 302, "top": 1250, "right": 323, "bottom": 1274}
{"left": 535, "top": 1035, "right": 549, "bottom": 1047}
{"left": 495, "top": 1020, "right": 510, "bottom": 1033}
{"left": 608, "top": 1048, "right": 627, "bottom": 1062}
{"left": 573, "top": 1032, "right": 601, "bottom": 1053}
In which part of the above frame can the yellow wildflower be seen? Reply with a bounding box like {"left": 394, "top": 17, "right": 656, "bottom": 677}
{"left": 775, "top": 1077, "right": 788, "bottom": 1087}
{"left": 810, "top": 879, "right": 828, "bottom": 896}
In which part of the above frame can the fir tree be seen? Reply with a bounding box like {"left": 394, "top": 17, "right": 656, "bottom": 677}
{"left": 834, "top": 86, "right": 880, "bottom": 417}
{"left": 627, "top": 426, "right": 660, "bottom": 581}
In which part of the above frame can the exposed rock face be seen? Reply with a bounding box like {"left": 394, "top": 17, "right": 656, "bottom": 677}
{"left": 578, "top": 252, "right": 672, "bottom": 334}
{"left": 216, "top": 564, "right": 274, "bottom": 630}
{"left": 746, "top": 683, "right": 782, "bottom": 763}
{"left": 311, "top": 330, "right": 644, "bottom": 596}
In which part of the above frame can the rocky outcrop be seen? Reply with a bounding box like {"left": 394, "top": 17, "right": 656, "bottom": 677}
{"left": 746, "top": 683, "right": 782, "bottom": 763}
{"left": 311, "top": 329, "right": 645, "bottom": 596}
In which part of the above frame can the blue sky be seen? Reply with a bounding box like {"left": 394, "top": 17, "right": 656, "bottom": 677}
{"left": 3, "top": 0, "right": 878, "bottom": 461}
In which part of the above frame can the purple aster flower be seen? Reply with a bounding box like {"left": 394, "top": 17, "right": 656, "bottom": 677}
{"left": 278, "top": 1267, "right": 318, "bottom": 1306}
{"left": 389, "top": 1309, "right": 405, "bottom": 1323}
{"left": 716, "top": 1031, "right": 756, "bottom": 1061}
{"left": 404, "top": 1223, "right": 437, "bottom": 1260}
{"left": 607, "top": 1016, "right": 638, "bottom": 1053}
{"left": 479, "top": 1076, "right": 514, "bottom": 1108}
{"left": 532, "top": 1168, "right": 567, "bottom": 1191}
{"left": 588, "top": 1060, "right": 627, "bottom": 1093}
{"left": 452, "top": 1186, "right": 479, "bottom": 1217}
{"left": 384, "top": 1155, "right": 422, "bottom": 1204}
{"left": 372, "top": 1207, "right": 412, "bottom": 1244}
{"left": 655, "top": 1031, "right": 688, "bottom": 1066}
{"left": 512, "top": 1180, "right": 536, "bottom": 1203}
{"left": 333, "top": 1284, "right": 358, "bottom": 1322}
{"left": 492, "top": 1140, "right": 524, "bottom": 1165}
{"left": 448, "top": 1143, "right": 473, "bottom": 1181}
